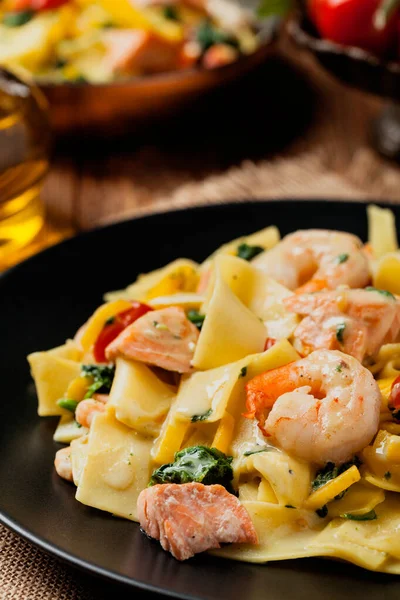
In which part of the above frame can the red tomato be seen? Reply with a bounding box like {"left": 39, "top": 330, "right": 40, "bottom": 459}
{"left": 264, "top": 337, "right": 277, "bottom": 351}
{"left": 389, "top": 375, "right": 400, "bottom": 411}
{"left": 93, "top": 301, "right": 153, "bottom": 363}
{"left": 12, "top": 0, "right": 70, "bottom": 10}
{"left": 308, "top": 0, "right": 400, "bottom": 56}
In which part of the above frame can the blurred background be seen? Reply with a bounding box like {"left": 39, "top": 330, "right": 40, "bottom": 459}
{"left": 1, "top": 0, "right": 400, "bottom": 274}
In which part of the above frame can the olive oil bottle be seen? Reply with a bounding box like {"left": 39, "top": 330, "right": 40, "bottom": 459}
{"left": 0, "top": 69, "right": 50, "bottom": 264}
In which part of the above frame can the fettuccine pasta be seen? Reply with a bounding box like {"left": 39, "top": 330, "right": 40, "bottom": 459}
{"left": 28, "top": 206, "right": 400, "bottom": 570}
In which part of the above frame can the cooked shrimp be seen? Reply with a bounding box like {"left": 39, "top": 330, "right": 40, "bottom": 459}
{"left": 284, "top": 288, "right": 400, "bottom": 362}
{"left": 54, "top": 446, "right": 73, "bottom": 482}
{"left": 75, "top": 399, "right": 105, "bottom": 429}
{"left": 138, "top": 482, "right": 258, "bottom": 561}
{"left": 252, "top": 230, "right": 370, "bottom": 292}
{"left": 105, "top": 306, "right": 199, "bottom": 373}
{"left": 245, "top": 349, "right": 380, "bottom": 465}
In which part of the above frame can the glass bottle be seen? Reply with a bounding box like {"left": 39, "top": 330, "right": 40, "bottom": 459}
{"left": 0, "top": 68, "right": 50, "bottom": 265}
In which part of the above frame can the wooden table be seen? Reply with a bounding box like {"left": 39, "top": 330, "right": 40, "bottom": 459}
{"left": 5, "top": 36, "right": 400, "bottom": 271}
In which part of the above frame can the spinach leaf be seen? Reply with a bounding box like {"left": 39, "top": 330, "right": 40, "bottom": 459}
{"left": 311, "top": 457, "right": 361, "bottom": 494}
{"left": 237, "top": 243, "right": 264, "bottom": 261}
{"left": 81, "top": 364, "right": 115, "bottom": 399}
{"left": 149, "top": 445, "right": 234, "bottom": 491}
{"left": 3, "top": 10, "right": 34, "bottom": 27}
{"left": 163, "top": 5, "right": 179, "bottom": 20}
{"left": 187, "top": 310, "right": 205, "bottom": 330}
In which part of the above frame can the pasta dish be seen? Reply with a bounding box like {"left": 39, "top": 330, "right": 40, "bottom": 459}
{"left": 0, "top": 0, "right": 259, "bottom": 83}
{"left": 28, "top": 204, "right": 400, "bottom": 571}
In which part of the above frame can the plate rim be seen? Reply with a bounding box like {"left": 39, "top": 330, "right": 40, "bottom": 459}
{"left": 1, "top": 197, "right": 398, "bottom": 598}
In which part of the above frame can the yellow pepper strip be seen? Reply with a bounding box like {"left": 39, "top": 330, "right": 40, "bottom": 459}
{"left": 65, "top": 376, "right": 89, "bottom": 402}
{"left": 377, "top": 377, "right": 396, "bottom": 405}
{"left": 305, "top": 466, "right": 361, "bottom": 510}
{"left": 212, "top": 412, "right": 235, "bottom": 455}
{"left": 386, "top": 435, "right": 400, "bottom": 462}
{"left": 77, "top": 300, "right": 132, "bottom": 354}
{"left": 374, "top": 254, "right": 400, "bottom": 295}
{"left": 151, "top": 418, "right": 190, "bottom": 465}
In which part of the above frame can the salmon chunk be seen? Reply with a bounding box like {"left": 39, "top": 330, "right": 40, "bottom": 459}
{"left": 105, "top": 306, "right": 199, "bottom": 373}
{"left": 137, "top": 482, "right": 258, "bottom": 560}
{"left": 102, "top": 30, "right": 182, "bottom": 75}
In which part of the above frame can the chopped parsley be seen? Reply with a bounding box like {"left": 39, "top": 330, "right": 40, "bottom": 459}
{"left": 196, "top": 19, "right": 239, "bottom": 52}
{"left": 191, "top": 408, "right": 213, "bottom": 422}
{"left": 316, "top": 505, "right": 328, "bottom": 518}
{"left": 384, "top": 471, "right": 392, "bottom": 480}
{"left": 243, "top": 446, "right": 271, "bottom": 457}
{"left": 365, "top": 287, "right": 395, "bottom": 300}
{"left": 336, "top": 323, "right": 346, "bottom": 343}
{"left": 105, "top": 316, "right": 115, "bottom": 326}
{"left": 3, "top": 10, "right": 34, "bottom": 27}
{"left": 153, "top": 321, "right": 169, "bottom": 331}
{"left": 285, "top": 504, "right": 295, "bottom": 509}
{"left": 239, "top": 366, "right": 248, "bottom": 379}
{"left": 81, "top": 364, "right": 115, "bottom": 399}
{"left": 335, "top": 364, "right": 343, "bottom": 372}
{"left": 163, "top": 5, "right": 179, "bottom": 20}
{"left": 237, "top": 243, "right": 264, "bottom": 261}
{"left": 336, "top": 253, "right": 349, "bottom": 264}
{"left": 149, "top": 445, "right": 234, "bottom": 492}
{"left": 342, "top": 510, "right": 377, "bottom": 521}
{"left": 187, "top": 310, "right": 205, "bottom": 330}
{"left": 56, "top": 398, "right": 79, "bottom": 413}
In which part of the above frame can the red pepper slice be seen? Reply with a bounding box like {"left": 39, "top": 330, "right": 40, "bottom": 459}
{"left": 93, "top": 301, "right": 153, "bottom": 363}
{"left": 12, "top": 0, "right": 71, "bottom": 11}
{"left": 264, "top": 337, "right": 277, "bottom": 351}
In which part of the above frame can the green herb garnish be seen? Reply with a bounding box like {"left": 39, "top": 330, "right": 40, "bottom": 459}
{"left": 336, "top": 323, "right": 346, "bottom": 343}
{"left": 336, "top": 253, "right": 349, "bottom": 264}
{"left": 196, "top": 20, "right": 238, "bottom": 52}
{"left": 311, "top": 457, "right": 361, "bottom": 493}
{"left": 149, "top": 445, "right": 234, "bottom": 492}
{"left": 365, "top": 287, "right": 395, "bottom": 300}
{"left": 316, "top": 505, "right": 328, "bottom": 518}
{"left": 105, "top": 316, "right": 115, "bottom": 326}
{"left": 336, "top": 364, "right": 343, "bottom": 372}
{"left": 187, "top": 310, "right": 205, "bottom": 330}
{"left": 243, "top": 446, "right": 271, "bottom": 457}
{"left": 56, "top": 398, "right": 79, "bottom": 413}
{"left": 191, "top": 408, "right": 213, "bottom": 423}
{"left": 237, "top": 243, "right": 264, "bottom": 261}
{"left": 342, "top": 510, "right": 377, "bottom": 521}
{"left": 163, "top": 5, "right": 179, "bottom": 20}
{"left": 285, "top": 504, "right": 295, "bottom": 509}
{"left": 239, "top": 366, "right": 248, "bottom": 378}
{"left": 384, "top": 471, "right": 392, "bottom": 480}
{"left": 3, "top": 10, "right": 34, "bottom": 27}
{"left": 81, "top": 364, "right": 115, "bottom": 399}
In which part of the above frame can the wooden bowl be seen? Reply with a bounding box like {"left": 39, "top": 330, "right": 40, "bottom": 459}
{"left": 40, "top": 17, "right": 280, "bottom": 137}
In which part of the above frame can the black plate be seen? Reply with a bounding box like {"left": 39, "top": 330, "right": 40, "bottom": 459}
{"left": 2, "top": 200, "right": 400, "bottom": 600}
